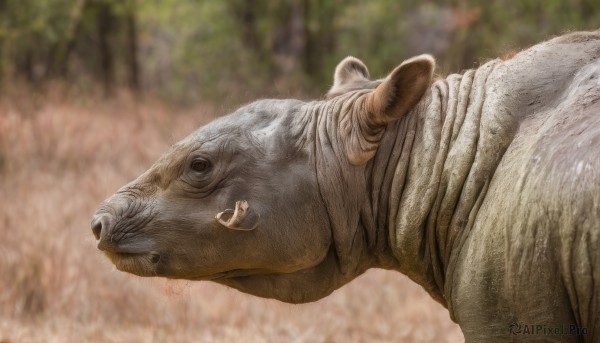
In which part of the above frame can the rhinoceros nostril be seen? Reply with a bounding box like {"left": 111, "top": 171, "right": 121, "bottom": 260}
{"left": 91, "top": 215, "right": 104, "bottom": 240}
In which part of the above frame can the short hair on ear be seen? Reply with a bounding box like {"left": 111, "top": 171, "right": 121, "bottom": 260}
{"left": 345, "top": 54, "right": 436, "bottom": 165}
{"left": 333, "top": 56, "right": 369, "bottom": 88}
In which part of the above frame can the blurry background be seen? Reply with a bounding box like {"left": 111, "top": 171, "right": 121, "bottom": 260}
{"left": 0, "top": 1, "right": 599, "bottom": 342}
{"left": 2, "top": 0, "right": 600, "bottom": 103}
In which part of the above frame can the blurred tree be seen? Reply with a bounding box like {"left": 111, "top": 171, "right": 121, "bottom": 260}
{"left": 304, "top": 0, "right": 338, "bottom": 80}
{"left": 95, "top": 0, "right": 115, "bottom": 94}
{"left": 46, "top": 0, "right": 87, "bottom": 78}
{"left": 125, "top": 0, "right": 140, "bottom": 92}
{"left": 0, "top": 0, "right": 141, "bottom": 94}
{"left": 1, "top": 0, "right": 599, "bottom": 104}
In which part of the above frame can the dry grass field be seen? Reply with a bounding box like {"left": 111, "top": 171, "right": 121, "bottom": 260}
{"left": 0, "top": 91, "right": 463, "bottom": 343}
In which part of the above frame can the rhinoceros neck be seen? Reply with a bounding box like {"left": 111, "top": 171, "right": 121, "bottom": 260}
{"left": 376, "top": 59, "right": 516, "bottom": 305}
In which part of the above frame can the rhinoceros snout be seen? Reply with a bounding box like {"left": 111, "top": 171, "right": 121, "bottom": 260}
{"left": 91, "top": 207, "right": 161, "bottom": 277}
{"left": 91, "top": 193, "right": 158, "bottom": 256}
{"left": 90, "top": 214, "right": 104, "bottom": 240}
{"left": 91, "top": 213, "right": 115, "bottom": 251}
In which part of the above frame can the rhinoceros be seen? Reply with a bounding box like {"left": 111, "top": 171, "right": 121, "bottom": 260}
{"left": 92, "top": 30, "right": 600, "bottom": 342}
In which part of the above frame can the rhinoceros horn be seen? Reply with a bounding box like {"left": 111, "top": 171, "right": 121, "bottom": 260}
{"left": 215, "top": 200, "right": 259, "bottom": 231}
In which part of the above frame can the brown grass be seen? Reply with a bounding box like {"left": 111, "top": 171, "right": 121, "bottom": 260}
{"left": 0, "top": 92, "right": 463, "bottom": 342}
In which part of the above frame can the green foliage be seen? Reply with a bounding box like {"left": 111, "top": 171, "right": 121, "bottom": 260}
{"left": 467, "top": 0, "right": 600, "bottom": 61}
{"left": 1, "top": 0, "right": 600, "bottom": 104}
{"left": 139, "top": 0, "right": 270, "bottom": 103}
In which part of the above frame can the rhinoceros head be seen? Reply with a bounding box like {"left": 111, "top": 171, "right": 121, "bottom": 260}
{"left": 91, "top": 55, "right": 434, "bottom": 303}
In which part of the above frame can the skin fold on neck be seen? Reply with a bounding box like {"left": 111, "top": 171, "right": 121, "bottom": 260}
{"left": 369, "top": 59, "right": 516, "bottom": 307}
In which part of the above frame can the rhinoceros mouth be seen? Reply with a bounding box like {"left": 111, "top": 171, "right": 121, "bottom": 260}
{"left": 186, "top": 268, "right": 270, "bottom": 281}
{"left": 104, "top": 251, "right": 160, "bottom": 277}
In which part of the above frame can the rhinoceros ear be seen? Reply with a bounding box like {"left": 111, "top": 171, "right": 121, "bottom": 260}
{"left": 367, "top": 54, "right": 434, "bottom": 123}
{"left": 328, "top": 56, "right": 370, "bottom": 94}
{"left": 347, "top": 54, "right": 435, "bottom": 165}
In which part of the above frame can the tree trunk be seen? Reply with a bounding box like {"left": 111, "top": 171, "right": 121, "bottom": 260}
{"left": 0, "top": 0, "right": 5, "bottom": 81}
{"left": 304, "top": 0, "right": 336, "bottom": 78}
{"left": 235, "top": 2, "right": 262, "bottom": 55}
{"left": 97, "top": 1, "right": 114, "bottom": 95}
{"left": 271, "top": 0, "right": 307, "bottom": 75}
{"left": 47, "top": 0, "right": 87, "bottom": 78}
{"left": 125, "top": 0, "right": 140, "bottom": 93}
{"left": 228, "top": 1, "right": 274, "bottom": 77}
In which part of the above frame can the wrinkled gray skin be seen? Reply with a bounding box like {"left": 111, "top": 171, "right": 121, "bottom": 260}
{"left": 92, "top": 31, "right": 600, "bottom": 342}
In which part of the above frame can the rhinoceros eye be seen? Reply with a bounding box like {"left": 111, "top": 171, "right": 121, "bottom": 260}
{"left": 190, "top": 158, "right": 211, "bottom": 174}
